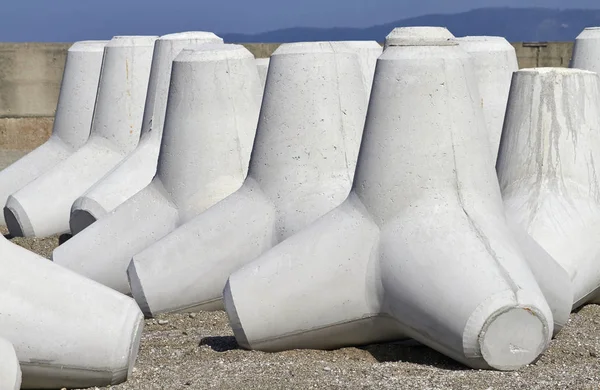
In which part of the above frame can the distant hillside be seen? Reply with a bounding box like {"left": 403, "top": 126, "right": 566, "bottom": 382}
{"left": 222, "top": 7, "right": 600, "bottom": 43}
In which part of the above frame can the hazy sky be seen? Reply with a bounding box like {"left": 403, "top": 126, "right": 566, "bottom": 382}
{"left": 2, "top": 0, "right": 600, "bottom": 41}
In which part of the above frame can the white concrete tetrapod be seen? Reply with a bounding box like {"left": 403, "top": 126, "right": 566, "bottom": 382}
{"left": 52, "top": 44, "right": 262, "bottom": 294}
{"left": 570, "top": 27, "right": 600, "bottom": 72}
{"left": 457, "top": 36, "right": 518, "bottom": 159}
{"left": 0, "top": 237, "right": 143, "bottom": 388}
{"left": 255, "top": 57, "right": 270, "bottom": 91}
{"left": 0, "top": 41, "right": 106, "bottom": 226}
{"left": 0, "top": 337, "right": 21, "bottom": 390}
{"left": 70, "top": 32, "right": 224, "bottom": 234}
{"left": 224, "top": 28, "right": 555, "bottom": 371}
{"left": 127, "top": 42, "right": 370, "bottom": 317}
{"left": 4, "top": 36, "right": 157, "bottom": 238}
{"left": 497, "top": 68, "right": 600, "bottom": 310}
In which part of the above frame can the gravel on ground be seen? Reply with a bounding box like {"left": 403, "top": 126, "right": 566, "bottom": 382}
{"left": 3, "top": 228, "right": 600, "bottom": 389}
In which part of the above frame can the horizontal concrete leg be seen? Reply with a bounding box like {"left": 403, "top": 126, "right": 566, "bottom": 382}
{"left": 378, "top": 204, "right": 553, "bottom": 371}
{"left": 0, "top": 337, "right": 21, "bottom": 390}
{"left": 71, "top": 141, "right": 159, "bottom": 234}
{"left": 128, "top": 181, "right": 277, "bottom": 317}
{"left": 507, "top": 219, "right": 573, "bottom": 335}
{"left": 225, "top": 195, "right": 407, "bottom": 351}
{"left": 0, "top": 136, "right": 71, "bottom": 226}
{"left": 4, "top": 139, "right": 127, "bottom": 237}
{"left": 0, "top": 237, "right": 143, "bottom": 389}
{"left": 52, "top": 179, "right": 179, "bottom": 294}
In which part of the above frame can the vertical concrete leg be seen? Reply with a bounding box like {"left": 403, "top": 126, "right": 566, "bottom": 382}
{"left": 225, "top": 27, "right": 554, "bottom": 371}
{"left": 570, "top": 27, "right": 600, "bottom": 72}
{"left": 457, "top": 36, "right": 518, "bottom": 159}
{"left": 128, "top": 42, "right": 371, "bottom": 316}
{"left": 4, "top": 36, "right": 157, "bottom": 237}
{"left": 497, "top": 68, "right": 600, "bottom": 310}
{"left": 70, "top": 32, "right": 224, "bottom": 234}
{"left": 0, "top": 41, "right": 106, "bottom": 226}
{"left": 0, "top": 337, "right": 21, "bottom": 390}
{"left": 337, "top": 41, "right": 382, "bottom": 95}
{"left": 53, "top": 44, "right": 261, "bottom": 294}
{"left": 0, "top": 237, "right": 143, "bottom": 389}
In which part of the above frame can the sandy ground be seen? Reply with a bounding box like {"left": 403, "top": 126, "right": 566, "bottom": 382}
{"left": 2, "top": 152, "right": 600, "bottom": 389}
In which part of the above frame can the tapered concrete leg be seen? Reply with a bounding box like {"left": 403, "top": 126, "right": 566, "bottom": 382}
{"left": 225, "top": 27, "right": 553, "bottom": 371}
{"left": 70, "top": 32, "right": 224, "bottom": 234}
{"left": 128, "top": 42, "right": 369, "bottom": 316}
{"left": 570, "top": 27, "right": 600, "bottom": 72}
{"left": 0, "top": 41, "right": 106, "bottom": 226}
{"left": 507, "top": 219, "right": 573, "bottom": 335}
{"left": 129, "top": 180, "right": 277, "bottom": 315}
{"left": 224, "top": 194, "right": 406, "bottom": 351}
{"left": 53, "top": 44, "right": 262, "bottom": 294}
{"left": 457, "top": 36, "right": 518, "bottom": 158}
{"left": 5, "top": 36, "right": 157, "bottom": 237}
{"left": 0, "top": 337, "right": 21, "bottom": 390}
{"left": 497, "top": 68, "right": 600, "bottom": 310}
{"left": 0, "top": 237, "right": 143, "bottom": 389}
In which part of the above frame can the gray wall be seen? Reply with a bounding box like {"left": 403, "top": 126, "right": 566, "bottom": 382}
{"left": 0, "top": 41, "right": 574, "bottom": 150}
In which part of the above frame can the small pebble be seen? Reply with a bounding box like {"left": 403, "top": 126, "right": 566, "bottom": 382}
{"left": 158, "top": 320, "right": 169, "bottom": 325}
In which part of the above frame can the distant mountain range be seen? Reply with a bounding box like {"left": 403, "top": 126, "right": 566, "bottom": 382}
{"left": 222, "top": 7, "right": 600, "bottom": 43}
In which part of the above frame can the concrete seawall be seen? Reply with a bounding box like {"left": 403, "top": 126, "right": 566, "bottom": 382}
{"left": 0, "top": 41, "right": 573, "bottom": 150}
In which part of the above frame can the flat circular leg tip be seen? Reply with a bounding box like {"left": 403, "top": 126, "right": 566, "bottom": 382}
{"left": 223, "top": 280, "right": 251, "bottom": 350}
{"left": 479, "top": 307, "right": 548, "bottom": 370}
{"left": 4, "top": 197, "right": 33, "bottom": 237}
{"left": 127, "top": 261, "right": 153, "bottom": 318}
{"left": 127, "top": 313, "right": 145, "bottom": 379}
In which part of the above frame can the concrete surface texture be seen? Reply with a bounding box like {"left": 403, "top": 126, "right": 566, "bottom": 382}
{"left": 570, "top": 27, "right": 600, "bottom": 72}
{"left": 384, "top": 26, "right": 454, "bottom": 47}
{"left": 224, "top": 27, "right": 554, "bottom": 371}
{"left": 0, "top": 41, "right": 106, "bottom": 226}
{"left": 497, "top": 67, "right": 600, "bottom": 310}
{"left": 0, "top": 337, "right": 21, "bottom": 390}
{"left": 127, "top": 41, "right": 373, "bottom": 318}
{"left": 52, "top": 44, "right": 262, "bottom": 294}
{"left": 3, "top": 35, "right": 157, "bottom": 238}
{"left": 457, "top": 36, "right": 518, "bottom": 159}
{"left": 336, "top": 41, "right": 382, "bottom": 95}
{"left": 69, "top": 32, "right": 224, "bottom": 235}
{"left": 0, "top": 235, "right": 143, "bottom": 389}
{"left": 255, "top": 57, "right": 270, "bottom": 90}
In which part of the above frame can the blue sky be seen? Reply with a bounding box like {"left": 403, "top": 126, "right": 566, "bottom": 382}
{"left": 2, "top": 0, "right": 599, "bottom": 41}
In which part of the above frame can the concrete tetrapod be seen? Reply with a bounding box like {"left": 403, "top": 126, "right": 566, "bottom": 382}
{"left": 0, "top": 40, "right": 106, "bottom": 226}
{"left": 4, "top": 36, "right": 157, "bottom": 237}
{"left": 570, "top": 27, "right": 600, "bottom": 72}
{"left": 70, "top": 32, "right": 224, "bottom": 234}
{"left": 0, "top": 337, "right": 21, "bottom": 390}
{"left": 128, "top": 42, "right": 373, "bottom": 316}
{"left": 223, "top": 28, "right": 555, "bottom": 371}
{"left": 0, "top": 237, "right": 143, "bottom": 389}
{"left": 457, "top": 36, "right": 518, "bottom": 159}
{"left": 52, "top": 44, "right": 262, "bottom": 294}
{"left": 497, "top": 68, "right": 600, "bottom": 310}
